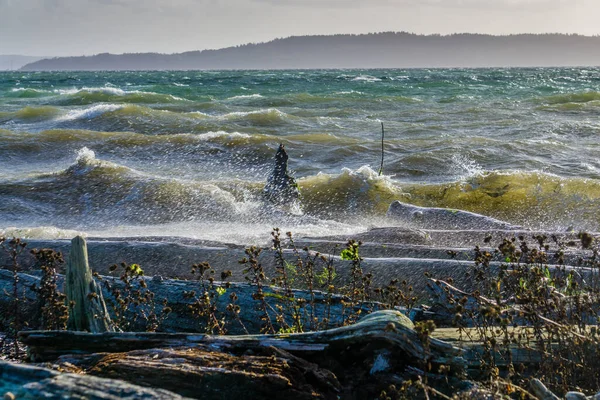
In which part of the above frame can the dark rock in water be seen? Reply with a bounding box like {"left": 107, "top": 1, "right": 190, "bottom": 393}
{"left": 263, "top": 144, "right": 300, "bottom": 206}
{"left": 387, "top": 201, "right": 522, "bottom": 231}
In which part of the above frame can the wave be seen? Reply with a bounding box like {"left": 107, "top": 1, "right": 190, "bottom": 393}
{"left": 11, "top": 106, "right": 62, "bottom": 121}
{"left": 2, "top": 151, "right": 600, "bottom": 233}
{"left": 0, "top": 129, "right": 354, "bottom": 166}
{"left": 7, "top": 88, "right": 52, "bottom": 98}
{"left": 50, "top": 104, "right": 214, "bottom": 133}
{"left": 296, "top": 167, "right": 600, "bottom": 231}
{"left": 0, "top": 151, "right": 394, "bottom": 230}
{"left": 225, "top": 94, "right": 264, "bottom": 101}
{"left": 57, "top": 104, "right": 125, "bottom": 121}
{"left": 28, "top": 105, "right": 301, "bottom": 133}
{"left": 53, "top": 87, "right": 188, "bottom": 105}
{"left": 194, "top": 131, "right": 252, "bottom": 141}
{"left": 0, "top": 147, "right": 343, "bottom": 233}
{"left": 536, "top": 101, "right": 600, "bottom": 113}
{"left": 0, "top": 149, "right": 369, "bottom": 240}
{"left": 0, "top": 128, "right": 254, "bottom": 146}
{"left": 0, "top": 148, "right": 247, "bottom": 226}
{"left": 543, "top": 91, "right": 600, "bottom": 105}
{"left": 299, "top": 166, "right": 405, "bottom": 218}
{"left": 351, "top": 75, "right": 382, "bottom": 82}
{"left": 335, "top": 90, "right": 365, "bottom": 95}
{"left": 399, "top": 170, "right": 600, "bottom": 231}
{"left": 221, "top": 108, "right": 297, "bottom": 126}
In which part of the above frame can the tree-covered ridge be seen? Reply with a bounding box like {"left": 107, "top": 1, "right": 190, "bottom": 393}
{"left": 20, "top": 32, "right": 600, "bottom": 71}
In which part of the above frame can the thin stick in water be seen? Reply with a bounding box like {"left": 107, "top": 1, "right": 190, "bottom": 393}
{"left": 378, "top": 122, "right": 385, "bottom": 176}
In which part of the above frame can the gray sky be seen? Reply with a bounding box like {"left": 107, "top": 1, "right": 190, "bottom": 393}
{"left": 1, "top": 0, "right": 597, "bottom": 56}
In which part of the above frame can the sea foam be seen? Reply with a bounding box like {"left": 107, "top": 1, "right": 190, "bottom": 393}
{"left": 57, "top": 104, "right": 124, "bottom": 121}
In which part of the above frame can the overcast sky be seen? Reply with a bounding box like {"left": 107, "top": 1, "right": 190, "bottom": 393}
{"left": 1, "top": 0, "right": 598, "bottom": 56}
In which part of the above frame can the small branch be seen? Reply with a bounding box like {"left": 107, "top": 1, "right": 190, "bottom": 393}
{"left": 378, "top": 122, "right": 385, "bottom": 176}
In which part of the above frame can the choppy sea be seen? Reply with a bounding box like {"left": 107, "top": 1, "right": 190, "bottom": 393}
{"left": 1, "top": 68, "right": 599, "bottom": 243}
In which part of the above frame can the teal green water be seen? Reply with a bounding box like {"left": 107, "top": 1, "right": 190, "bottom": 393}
{"left": 1, "top": 69, "right": 599, "bottom": 241}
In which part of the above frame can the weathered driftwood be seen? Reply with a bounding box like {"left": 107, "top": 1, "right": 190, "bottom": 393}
{"left": 530, "top": 378, "right": 560, "bottom": 400}
{"left": 427, "top": 278, "right": 599, "bottom": 326}
{"left": 17, "top": 311, "right": 468, "bottom": 398}
{"left": 19, "top": 310, "right": 464, "bottom": 369}
{"left": 65, "top": 236, "right": 113, "bottom": 333}
{"left": 1, "top": 268, "right": 430, "bottom": 334}
{"left": 53, "top": 347, "right": 341, "bottom": 400}
{"left": 387, "top": 201, "right": 522, "bottom": 230}
{"left": 433, "top": 328, "right": 545, "bottom": 370}
{"left": 19, "top": 315, "right": 569, "bottom": 389}
{"left": 0, "top": 360, "right": 190, "bottom": 400}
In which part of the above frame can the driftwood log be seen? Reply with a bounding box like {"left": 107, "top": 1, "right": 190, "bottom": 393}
{"left": 426, "top": 278, "right": 599, "bottom": 326}
{"left": 19, "top": 310, "right": 463, "bottom": 366}
{"left": 17, "top": 311, "right": 465, "bottom": 399}
{"left": 0, "top": 361, "right": 190, "bottom": 399}
{"left": 1, "top": 268, "right": 432, "bottom": 334}
{"left": 16, "top": 312, "right": 570, "bottom": 398}
{"left": 48, "top": 347, "right": 341, "bottom": 400}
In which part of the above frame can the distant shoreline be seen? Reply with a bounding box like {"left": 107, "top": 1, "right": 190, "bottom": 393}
{"left": 18, "top": 32, "right": 600, "bottom": 71}
{"left": 5, "top": 65, "right": 600, "bottom": 73}
{"left": 0, "top": 55, "right": 45, "bottom": 71}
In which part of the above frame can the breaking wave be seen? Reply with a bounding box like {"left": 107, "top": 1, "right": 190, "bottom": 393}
{"left": 53, "top": 87, "right": 188, "bottom": 105}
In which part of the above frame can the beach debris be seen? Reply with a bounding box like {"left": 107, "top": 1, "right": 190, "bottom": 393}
{"left": 564, "top": 392, "right": 588, "bottom": 400}
{"left": 0, "top": 267, "right": 418, "bottom": 335}
{"left": 378, "top": 121, "right": 385, "bottom": 176}
{"left": 263, "top": 144, "right": 300, "bottom": 206}
{"left": 529, "top": 378, "right": 560, "bottom": 400}
{"left": 31, "top": 347, "right": 342, "bottom": 400}
{"left": 19, "top": 310, "right": 465, "bottom": 399}
{"left": 0, "top": 361, "right": 189, "bottom": 400}
{"left": 19, "top": 310, "right": 463, "bottom": 367}
{"left": 386, "top": 201, "right": 522, "bottom": 230}
{"left": 65, "top": 236, "right": 114, "bottom": 333}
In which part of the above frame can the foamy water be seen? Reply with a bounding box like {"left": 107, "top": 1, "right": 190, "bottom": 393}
{"left": 1, "top": 68, "right": 600, "bottom": 241}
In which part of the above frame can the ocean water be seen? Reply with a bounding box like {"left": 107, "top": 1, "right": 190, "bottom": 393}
{"left": 0, "top": 68, "right": 599, "bottom": 243}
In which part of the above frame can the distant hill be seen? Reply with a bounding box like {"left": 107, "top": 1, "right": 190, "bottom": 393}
{"left": 20, "top": 32, "right": 600, "bottom": 71}
{"left": 0, "top": 55, "right": 45, "bottom": 71}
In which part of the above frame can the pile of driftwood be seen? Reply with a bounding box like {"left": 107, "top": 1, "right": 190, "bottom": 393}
{"left": 0, "top": 236, "right": 596, "bottom": 399}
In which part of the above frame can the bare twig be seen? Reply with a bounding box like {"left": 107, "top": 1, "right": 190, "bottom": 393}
{"left": 378, "top": 122, "right": 385, "bottom": 176}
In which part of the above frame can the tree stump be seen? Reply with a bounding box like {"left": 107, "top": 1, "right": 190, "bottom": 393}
{"left": 65, "top": 236, "right": 113, "bottom": 333}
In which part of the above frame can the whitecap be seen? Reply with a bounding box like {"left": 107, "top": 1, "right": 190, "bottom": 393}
{"left": 76, "top": 147, "right": 96, "bottom": 164}
{"left": 335, "top": 90, "right": 365, "bottom": 95}
{"left": 225, "top": 94, "right": 264, "bottom": 100}
{"left": 55, "top": 87, "right": 127, "bottom": 95}
{"left": 10, "top": 87, "right": 49, "bottom": 93}
{"left": 54, "top": 86, "right": 187, "bottom": 101}
{"left": 195, "top": 131, "right": 251, "bottom": 140}
{"left": 57, "top": 104, "right": 124, "bottom": 121}
{"left": 352, "top": 75, "right": 382, "bottom": 82}
{"left": 450, "top": 154, "right": 484, "bottom": 183}
{"left": 220, "top": 108, "right": 289, "bottom": 120}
